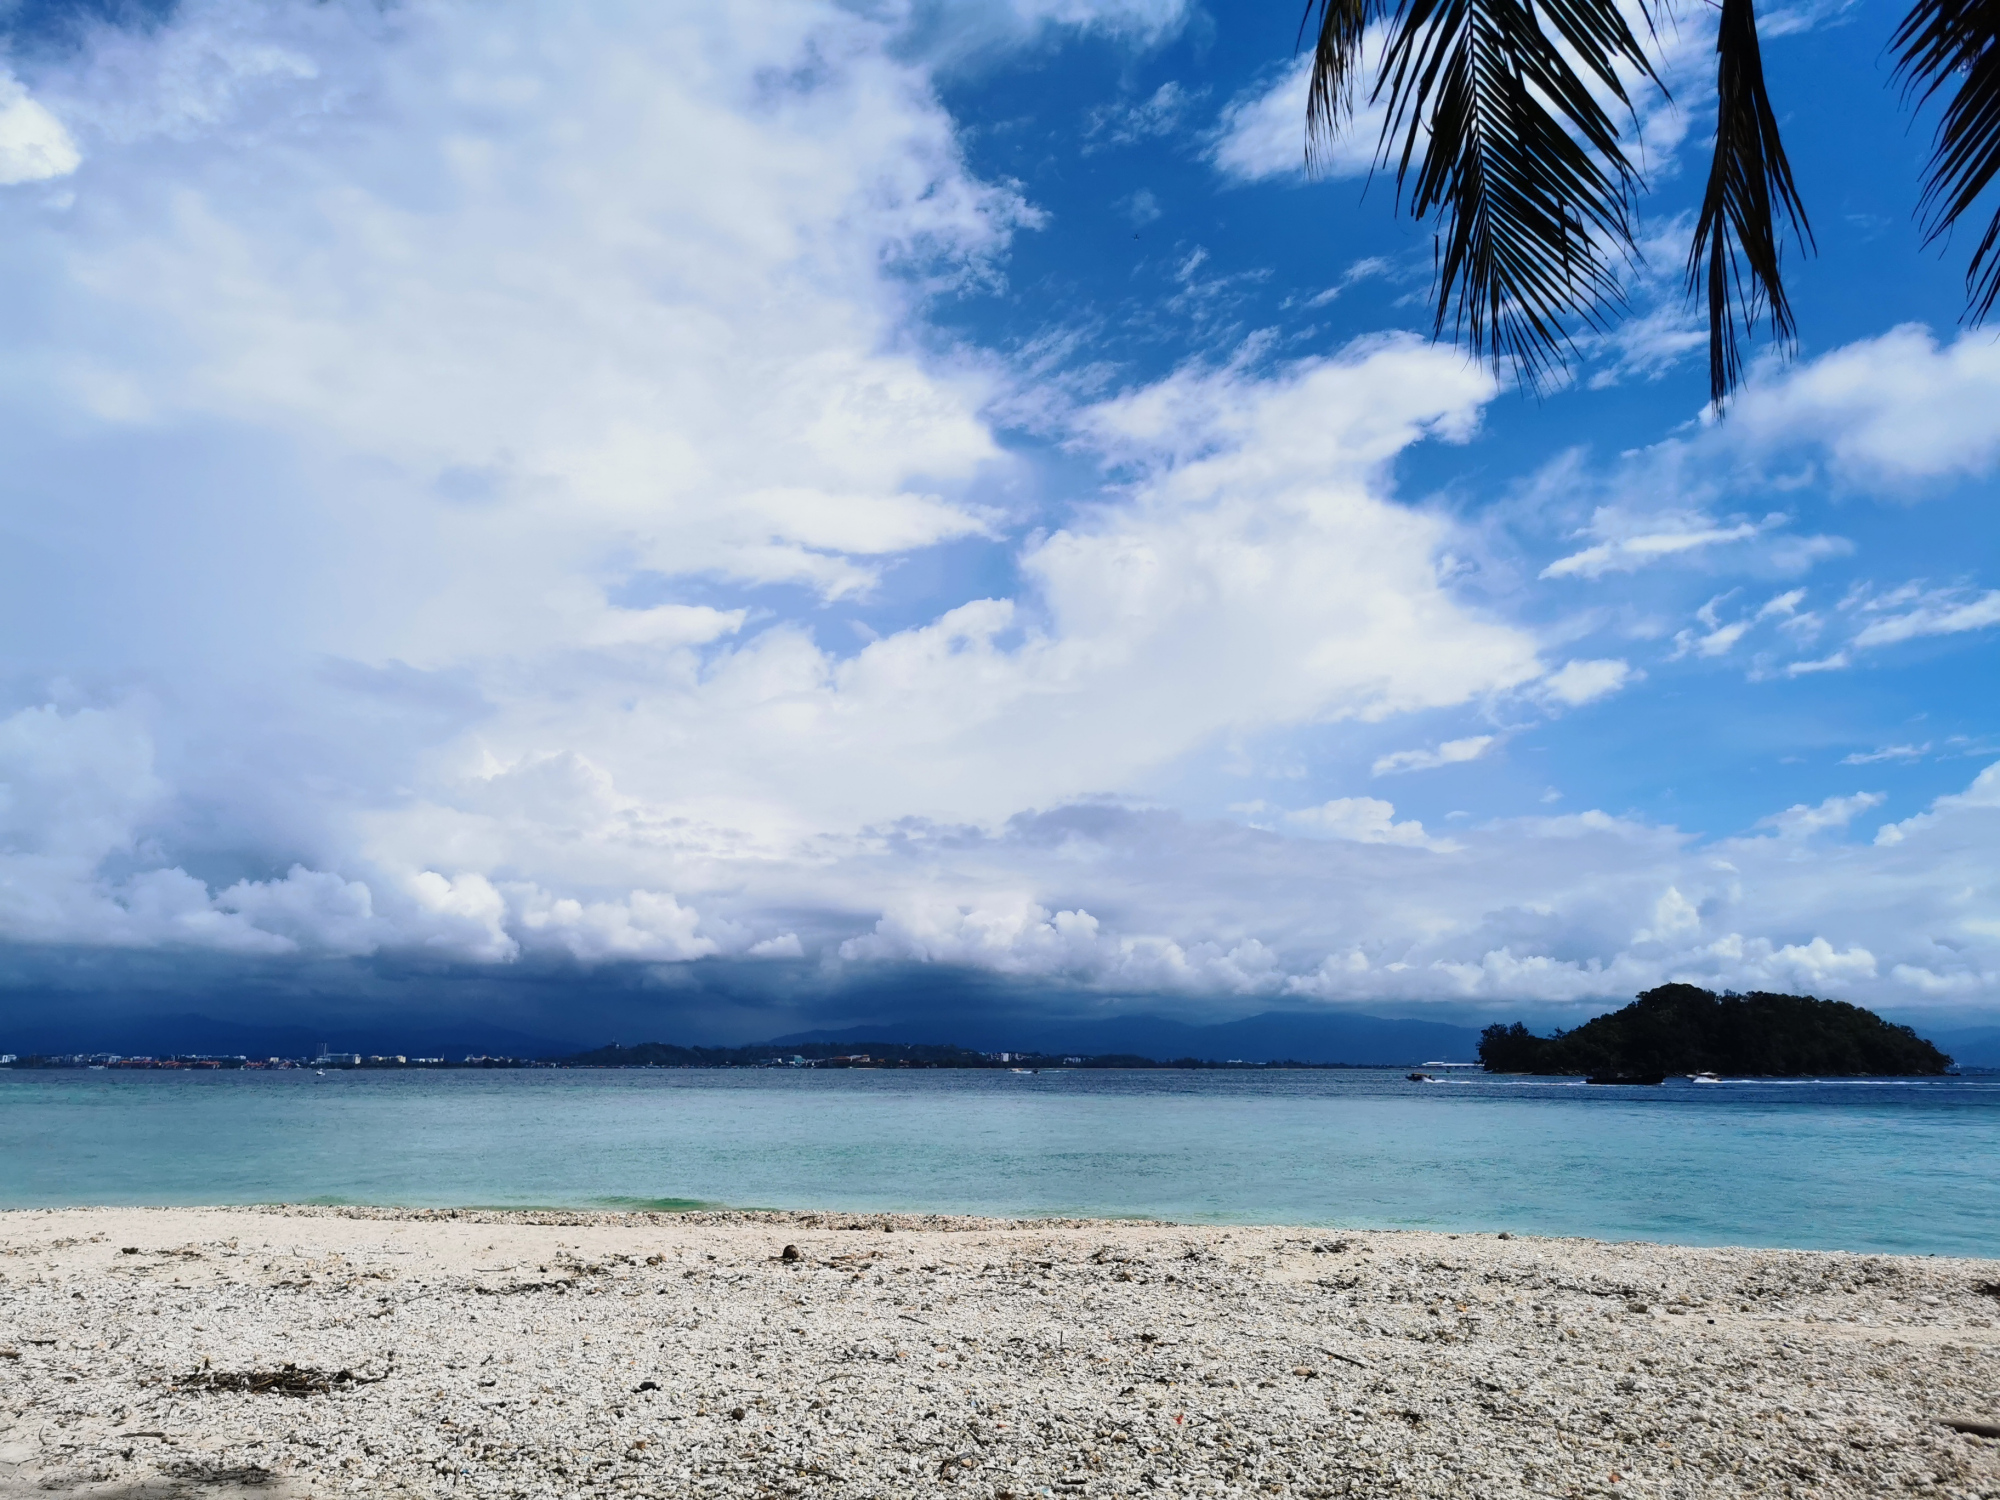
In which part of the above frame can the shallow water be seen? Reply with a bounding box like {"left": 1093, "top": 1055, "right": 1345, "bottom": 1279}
{"left": 3, "top": 1066, "right": 1996, "bottom": 1254}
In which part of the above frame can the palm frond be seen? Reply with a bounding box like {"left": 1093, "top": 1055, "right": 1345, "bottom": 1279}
{"left": 1893, "top": 0, "right": 2000, "bottom": 322}
{"left": 1686, "top": 0, "right": 1812, "bottom": 408}
{"left": 1368, "top": 0, "right": 1663, "bottom": 386}
{"left": 1302, "top": 0, "right": 1384, "bottom": 170}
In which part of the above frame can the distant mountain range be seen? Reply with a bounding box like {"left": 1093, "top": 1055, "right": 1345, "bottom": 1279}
{"left": 770, "top": 1009, "right": 1482, "bottom": 1065}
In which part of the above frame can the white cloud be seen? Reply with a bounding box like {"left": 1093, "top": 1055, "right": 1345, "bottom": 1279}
{"left": 514, "top": 887, "right": 718, "bottom": 964}
{"left": 1119, "top": 187, "right": 1163, "bottom": 226}
{"left": 0, "top": 1, "right": 1565, "bottom": 976}
{"left": 1522, "top": 332, "right": 2000, "bottom": 594}
{"left": 1371, "top": 735, "right": 1496, "bottom": 776}
{"left": 2, "top": 0, "right": 1997, "bottom": 1019}
{"left": 1756, "top": 791, "right": 1886, "bottom": 840}
{"left": 1759, "top": 581, "right": 2000, "bottom": 676}
{"left": 1850, "top": 586, "right": 2000, "bottom": 649}
{"left": 1001, "top": 0, "right": 1191, "bottom": 40}
{"left": 1209, "top": 51, "right": 1385, "bottom": 183}
{"left": 1085, "top": 81, "right": 1192, "bottom": 149}
{"left": 1671, "top": 587, "right": 1809, "bottom": 661}
{"left": 1542, "top": 515, "right": 1769, "bottom": 579}
{"left": 1535, "top": 330, "right": 2000, "bottom": 565}
{"left": 1718, "top": 326, "right": 2000, "bottom": 487}
{"left": 1841, "top": 743, "right": 1929, "bottom": 766}
{"left": 1285, "top": 796, "right": 1459, "bottom": 851}
{"left": 1535, "top": 658, "right": 1637, "bottom": 707}
{"left": 0, "top": 71, "right": 80, "bottom": 185}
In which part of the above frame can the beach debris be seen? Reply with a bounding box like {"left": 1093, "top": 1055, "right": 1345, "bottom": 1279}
{"left": 1942, "top": 1413, "right": 2000, "bottom": 1438}
{"left": 163, "top": 1462, "right": 278, "bottom": 1486}
{"left": 730, "top": 1406, "right": 747, "bottom": 1421}
{"left": 175, "top": 1362, "right": 387, "bottom": 1397}
{"left": 781, "top": 1244, "right": 802, "bottom": 1262}
{"left": 636, "top": 1380, "right": 660, "bottom": 1392}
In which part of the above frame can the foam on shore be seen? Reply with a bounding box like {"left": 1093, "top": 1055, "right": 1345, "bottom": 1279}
{"left": 2, "top": 1207, "right": 1997, "bottom": 1498}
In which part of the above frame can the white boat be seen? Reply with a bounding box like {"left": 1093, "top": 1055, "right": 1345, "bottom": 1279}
{"left": 1689, "top": 1071, "right": 1721, "bottom": 1083}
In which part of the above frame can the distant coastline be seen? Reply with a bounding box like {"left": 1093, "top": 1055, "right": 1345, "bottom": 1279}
{"left": 0, "top": 987, "right": 1971, "bottom": 1075}
{"left": 0, "top": 1044, "right": 1441, "bottom": 1072}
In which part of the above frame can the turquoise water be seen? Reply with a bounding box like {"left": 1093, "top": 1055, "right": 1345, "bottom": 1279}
{"left": 3, "top": 1067, "right": 1996, "bottom": 1254}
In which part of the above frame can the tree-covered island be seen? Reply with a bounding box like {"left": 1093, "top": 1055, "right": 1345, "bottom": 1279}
{"left": 1479, "top": 985, "right": 1953, "bottom": 1077}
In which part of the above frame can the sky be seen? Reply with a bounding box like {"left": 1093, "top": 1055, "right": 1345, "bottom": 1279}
{"left": 0, "top": 0, "right": 1996, "bottom": 1047}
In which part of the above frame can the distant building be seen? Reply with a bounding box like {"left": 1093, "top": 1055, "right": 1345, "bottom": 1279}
{"left": 0, "top": 1054, "right": 14, "bottom": 1065}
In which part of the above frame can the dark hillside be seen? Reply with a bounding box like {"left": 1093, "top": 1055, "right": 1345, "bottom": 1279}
{"left": 1478, "top": 985, "right": 1952, "bottom": 1076}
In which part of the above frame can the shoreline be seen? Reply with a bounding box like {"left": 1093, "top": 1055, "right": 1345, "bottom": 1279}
{"left": 3, "top": 1208, "right": 1998, "bottom": 1498}
{"left": 0, "top": 1200, "right": 1980, "bottom": 1255}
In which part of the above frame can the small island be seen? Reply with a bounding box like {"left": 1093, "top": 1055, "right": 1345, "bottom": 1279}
{"left": 1478, "top": 984, "right": 1953, "bottom": 1077}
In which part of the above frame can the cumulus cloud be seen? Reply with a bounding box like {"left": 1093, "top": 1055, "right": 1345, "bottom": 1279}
{"left": 0, "top": 1, "right": 1562, "bottom": 978}
{"left": 817, "top": 759, "right": 2000, "bottom": 1008}
{"left": 1, "top": 0, "right": 1996, "bottom": 1025}
{"left": 1285, "top": 797, "right": 1460, "bottom": 851}
{"left": 1536, "top": 329, "right": 2000, "bottom": 572}
{"left": 1718, "top": 326, "right": 2000, "bottom": 487}
{"left": 1520, "top": 332, "right": 2000, "bottom": 596}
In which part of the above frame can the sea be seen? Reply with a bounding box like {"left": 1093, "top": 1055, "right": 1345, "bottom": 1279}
{"left": 3, "top": 1066, "right": 1996, "bottom": 1256}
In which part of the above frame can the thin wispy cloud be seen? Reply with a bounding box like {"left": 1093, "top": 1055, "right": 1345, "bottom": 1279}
{"left": 1372, "top": 736, "right": 1497, "bottom": 776}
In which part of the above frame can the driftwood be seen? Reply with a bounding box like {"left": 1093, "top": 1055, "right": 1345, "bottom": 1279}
{"left": 1941, "top": 1413, "right": 2000, "bottom": 1438}
{"left": 174, "top": 1362, "right": 387, "bottom": 1397}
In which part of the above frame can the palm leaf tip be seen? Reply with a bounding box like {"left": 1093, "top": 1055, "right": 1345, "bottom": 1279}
{"left": 1686, "top": 0, "right": 1813, "bottom": 408}
{"left": 1893, "top": 0, "right": 2000, "bottom": 323}
{"left": 1376, "top": 0, "right": 1659, "bottom": 387}
{"left": 1301, "top": 0, "right": 1381, "bottom": 173}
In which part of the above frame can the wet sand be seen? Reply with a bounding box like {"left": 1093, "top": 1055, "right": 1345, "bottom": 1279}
{"left": 2, "top": 1206, "right": 1998, "bottom": 1498}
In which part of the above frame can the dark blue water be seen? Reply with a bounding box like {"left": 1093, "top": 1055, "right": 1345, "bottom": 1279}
{"left": 3, "top": 1066, "right": 1995, "bottom": 1254}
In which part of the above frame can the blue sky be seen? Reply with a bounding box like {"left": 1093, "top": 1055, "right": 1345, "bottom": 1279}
{"left": 0, "top": 0, "right": 1995, "bottom": 1044}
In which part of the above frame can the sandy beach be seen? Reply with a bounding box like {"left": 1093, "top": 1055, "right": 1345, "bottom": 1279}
{"left": 1, "top": 1207, "right": 1997, "bottom": 1499}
